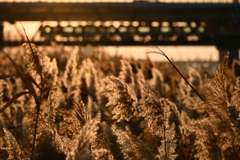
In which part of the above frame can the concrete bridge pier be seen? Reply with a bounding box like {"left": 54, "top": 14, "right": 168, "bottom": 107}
{"left": 218, "top": 47, "right": 239, "bottom": 67}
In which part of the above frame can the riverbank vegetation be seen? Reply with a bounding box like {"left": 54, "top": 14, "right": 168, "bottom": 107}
{"left": 0, "top": 43, "right": 240, "bottom": 160}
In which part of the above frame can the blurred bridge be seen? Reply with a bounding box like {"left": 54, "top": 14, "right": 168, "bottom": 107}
{"left": 0, "top": 1, "right": 240, "bottom": 62}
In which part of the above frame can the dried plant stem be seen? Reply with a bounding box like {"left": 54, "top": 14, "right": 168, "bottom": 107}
{"left": 31, "top": 109, "right": 40, "bottom": 160}
{"left": 19, "top": 20, "right": 45, "bottom": 160}
{"left": 147, "top": 46, "right": 205, "bottom": 102}
{"left": 163, "top": 125, "right": 167, "bottom": 160}
{"left": 30, "top": 93, "right": 42, "bottom": 160}
{"left": 165, "top": 56, "right": 205, "bottom": 102}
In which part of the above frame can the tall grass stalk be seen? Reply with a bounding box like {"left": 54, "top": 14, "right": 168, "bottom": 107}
{"left": 21, "top": 24, "right": 43, "bottom": 160}
{"left": 146, "top": 44, "right": 205, "bottom": 102}
{"left": 2, "top": 3, "right": 43, "bottom": 159}
{"left": 0, "top": 23, "right": 42, "bottom": 160}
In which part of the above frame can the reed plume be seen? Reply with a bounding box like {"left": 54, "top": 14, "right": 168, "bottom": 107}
{"left": 105, "top": 76, "right": 137, "bottom": 122}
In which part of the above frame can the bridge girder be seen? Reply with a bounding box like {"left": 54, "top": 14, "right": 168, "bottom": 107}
{"left": 0, "top": 2, "right": 239, "bottom": 23}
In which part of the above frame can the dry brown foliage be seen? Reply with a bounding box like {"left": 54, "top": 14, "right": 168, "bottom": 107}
{"left": 0, "top": 44, "right": 239, "bottom": 160}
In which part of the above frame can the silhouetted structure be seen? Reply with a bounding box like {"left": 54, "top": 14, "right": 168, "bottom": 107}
{"left": 0, "top": 1, "right": 239, "bottom": 61}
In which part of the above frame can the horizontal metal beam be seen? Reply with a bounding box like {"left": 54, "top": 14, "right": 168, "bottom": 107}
{"left": 0, "top": 2, "right": 239, "bottom": 23}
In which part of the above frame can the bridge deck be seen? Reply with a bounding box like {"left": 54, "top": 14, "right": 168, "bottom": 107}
{"left": 0, "top": 2, "right": 239, "bottom": 22}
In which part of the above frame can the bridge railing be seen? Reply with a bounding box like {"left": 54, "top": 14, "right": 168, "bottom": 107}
{"left": 32, "top": 20, "right": 240, "bottom": 46}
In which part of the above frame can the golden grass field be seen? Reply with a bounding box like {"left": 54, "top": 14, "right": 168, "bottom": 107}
{"left": 0, "top": 42, "right": 240, "bottom": 160}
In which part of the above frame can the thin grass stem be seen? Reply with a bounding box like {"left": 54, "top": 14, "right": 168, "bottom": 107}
{"left": 146, "top": 45, "right": 205, "bottom": 102}
{"left": 30, "top": 109, "right": 39, "bottom": 160}
{"left": 164, "top": 55, "right": 205, "bottom": 102}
